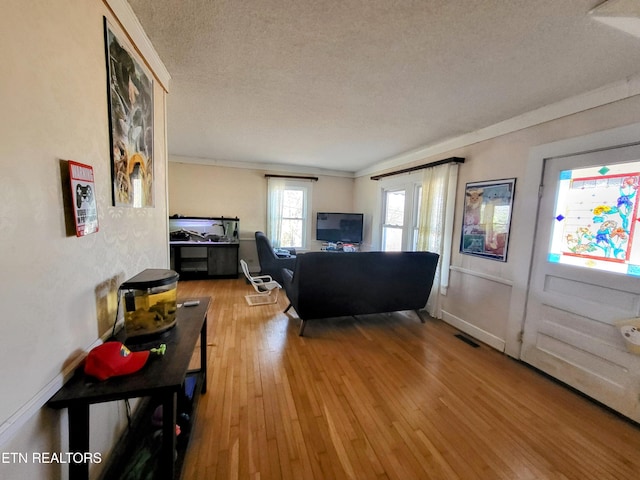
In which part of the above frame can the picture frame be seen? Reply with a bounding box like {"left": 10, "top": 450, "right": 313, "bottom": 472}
{"left": 68, "top": 161, "right": 99, "bottom": 237}
{"left": 460, "top": 178, "right": 516, "bottom": 261}
{"left": 104, "top": 17, "right": 154, "bottom": 208}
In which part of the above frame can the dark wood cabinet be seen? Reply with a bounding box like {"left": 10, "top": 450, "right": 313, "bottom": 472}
{"left": 169, "top": 216, "right": 240, "bottom": 278}
{"left": 170, "top": 243, "right": 239, "bottom": 278}
{"left": 207, "top": 244, "right": 238, "bottom": 276}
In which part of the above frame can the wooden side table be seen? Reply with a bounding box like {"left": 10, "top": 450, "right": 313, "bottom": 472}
{"left": 48, "top": 297, "right": 210, "bottom": 480}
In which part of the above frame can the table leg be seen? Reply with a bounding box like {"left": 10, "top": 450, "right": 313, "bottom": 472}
{"left": 68, "top": 404, "right": 90, "bottom": 480}
{"left": 160, "top": 391, "right": 177, "bottom": 480}
{"left": 200, "top": 314, "right": 207, "bottom": 393}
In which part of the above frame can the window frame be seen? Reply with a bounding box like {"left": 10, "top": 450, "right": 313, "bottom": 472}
{"left": 379, "top": 173, "right": 422, "bottom": 252}
{"left": 267, "top": 178, "right": 312, "bottom": 250}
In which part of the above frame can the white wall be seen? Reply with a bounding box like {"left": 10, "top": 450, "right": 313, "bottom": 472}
{"left": 168, "top": 158, "right": 356, "bottom": 271}
{"left": 356, "top": 94, "right": 640, "bottom": 356}
{"left": 0, "top": 1, "right": 169, "bottom": 478}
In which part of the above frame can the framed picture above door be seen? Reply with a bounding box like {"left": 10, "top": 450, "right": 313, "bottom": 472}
{"left": 460, "top": 178, "right": 516, "bottom": 262}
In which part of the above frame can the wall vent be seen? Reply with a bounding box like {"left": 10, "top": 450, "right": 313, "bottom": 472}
{"left": 454, "top": 334, "right": 480, "bottom": 348}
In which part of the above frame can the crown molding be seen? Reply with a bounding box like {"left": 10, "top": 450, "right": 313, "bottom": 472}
{"left": 356, "top": 73, "right": 640, "bottom": 178}
{"left": 590, "top": 0, "right": 640, "bottom": 39}
{"left": 169, "top": 155, "right": 356, "bottom": 179}
{"left": 103, "top": 0, "right": 171, "bottom": 92}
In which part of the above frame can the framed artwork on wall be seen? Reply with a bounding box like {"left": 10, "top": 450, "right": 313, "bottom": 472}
{"left": 460, "top": 178, "right": 516, "bottom": 262}
{"left": 68, "top": 161, "right": 99, "bottom": 237}
{"left": 104, "top": 17, "right": 154, "bottom": 208}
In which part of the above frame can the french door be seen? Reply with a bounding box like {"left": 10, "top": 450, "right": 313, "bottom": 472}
{"left": 522, "top": 144, "right": 640, "bottom": 422}
{"left": 381, "top": 184, "right": 421, "bottom": 251}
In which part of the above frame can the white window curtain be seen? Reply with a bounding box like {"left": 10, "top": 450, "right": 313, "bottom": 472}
{"left": 267, "top": 177, "right": 313, "bottom": 249}
{"left": 267, "top": 177, "right": 286, "bottom": 248}
{"left": 416, "top": 162, "right": 459, "bottom": 318}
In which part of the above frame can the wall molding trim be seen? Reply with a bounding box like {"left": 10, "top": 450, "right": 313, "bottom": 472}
{"left": 449, "top": 265, "right": 513, "bottom": 286}
{"left": 104, "top": 0, "right": 171, "bottom": 92}
{"left": 170, "top": 154, "right": 356, "bottom": 179}
{"left": 357, "top": 73, "right": 640, "bottom": 178}
{"left": 441, "top": 310, "right": 506, "bottom": 352}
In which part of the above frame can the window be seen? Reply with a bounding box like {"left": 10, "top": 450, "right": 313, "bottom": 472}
{"left": 267, "top": 177, "right": 312, "bottom": 249}
{"left": 380, "top": 177, "right": 422, "bottom": 252}
{"left": 280, "top": 187, "right": 305, "bottom": 247}
{"left": 412, "top": 185, "right": 422, "bottom": 251}
{"left": 548, "top": 160, "right": 640, "bottom": 276}
{"left": 382, "top": 189, "right": 406, "bottom": 251}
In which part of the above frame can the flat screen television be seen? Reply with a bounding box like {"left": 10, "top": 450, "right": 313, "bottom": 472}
{"left": 316, "top": 212, "right": 363, "bottom": 243}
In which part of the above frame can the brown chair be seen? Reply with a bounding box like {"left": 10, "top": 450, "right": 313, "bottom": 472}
{"left": 254, "top": 231, "right": 297, "bottom": 285}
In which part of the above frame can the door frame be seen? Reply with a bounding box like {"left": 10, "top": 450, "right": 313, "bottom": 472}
{"left": 505, "top": 122, "right": 640, "bottom": 358}
{"left": 378, "top": 172, "right": 422, "bottom": 252}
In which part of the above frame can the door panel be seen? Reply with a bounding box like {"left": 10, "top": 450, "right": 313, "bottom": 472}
{"left": 522, "top": 144, "right": 640, "bottom": 422}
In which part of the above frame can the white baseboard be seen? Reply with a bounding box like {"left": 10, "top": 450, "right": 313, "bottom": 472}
{"left": 441, "top": 310, "right": 506, "bottom": 352}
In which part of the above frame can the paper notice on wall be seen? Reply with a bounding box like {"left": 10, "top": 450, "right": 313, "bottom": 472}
{"left": 68, "top": 160, "right": 99, "bottom": 237}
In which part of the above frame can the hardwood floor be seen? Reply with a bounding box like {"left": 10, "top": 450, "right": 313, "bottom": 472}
{"left": 178, "top": 278, "right": 640, "bottom": 479}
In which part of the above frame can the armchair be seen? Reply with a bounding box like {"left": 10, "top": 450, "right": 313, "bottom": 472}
{"left": 254, "top": 231, "right": 297, "bottom": 284}
{"left": 240, "top": 259, "right": 281, "bottom": 305}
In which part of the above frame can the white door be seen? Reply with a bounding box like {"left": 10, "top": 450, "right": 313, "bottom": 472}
{"left": 381, "top": 188, "right": 407, "bottom": 251}
{"left": 522, "top": 144, "right": 640, "bottom": 422}
{"left": 380, "top": 182, "right": 422, "bottom": 252}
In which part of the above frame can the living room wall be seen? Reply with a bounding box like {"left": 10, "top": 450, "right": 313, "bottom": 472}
{"left": 355, "top": 94, "right": 640, "bottom": 357}
{"left": 168, "top": 157, "right": 357, "bottom": 270}
{"left": 168, "top": 93, "right": 640, "bottom": 360}
{"left": 0, "top": 1, "right": 170, "bottom": 479}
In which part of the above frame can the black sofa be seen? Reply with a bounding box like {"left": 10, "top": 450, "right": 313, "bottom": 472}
{"left": 255, "top": 231, "right": 297, "bottom": 284}
{"left": 282, "top": 251, "right": 439, "bottom": 336}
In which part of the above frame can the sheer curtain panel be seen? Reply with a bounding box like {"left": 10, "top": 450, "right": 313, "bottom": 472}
{"left": 267, "top": 177, "right": 286, "bottom": 248}
{"left": 416, "top": 162, "right": 459, "bottom": 318}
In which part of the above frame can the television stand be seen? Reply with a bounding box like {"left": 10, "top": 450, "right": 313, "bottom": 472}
{"left": 320, "top": 242, "right": 360, "bottom": 252}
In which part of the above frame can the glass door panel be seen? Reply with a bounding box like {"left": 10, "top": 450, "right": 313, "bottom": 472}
{"left": 382, "top": 190, "right": 405, "bottom": 251}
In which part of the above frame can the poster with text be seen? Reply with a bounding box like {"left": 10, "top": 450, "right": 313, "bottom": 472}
{"left": 69, "top": 161, "right": 99, "bottom": 237}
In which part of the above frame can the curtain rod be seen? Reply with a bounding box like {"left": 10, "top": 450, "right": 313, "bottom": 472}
{"left": 370, "top": 156, "right": 465, "bottom": 181}
{"left": 265, "top": 174, "right": 319, "bottom": 181}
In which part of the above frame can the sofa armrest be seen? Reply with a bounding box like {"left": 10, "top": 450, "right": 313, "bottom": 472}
{"left": 281, "top": 268, "right": 294, "bottom": 286}
{"left": 281, "top": 267, "right": 298, "bottom": 307}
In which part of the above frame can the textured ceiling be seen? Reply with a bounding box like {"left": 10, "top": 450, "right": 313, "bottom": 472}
{"left": 127, "top": 0, "right": 640, "bottom": 173}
